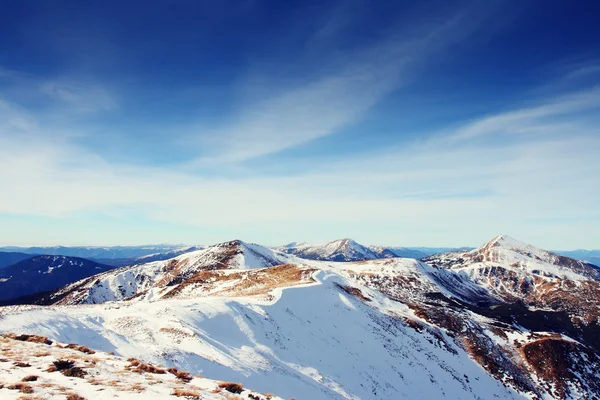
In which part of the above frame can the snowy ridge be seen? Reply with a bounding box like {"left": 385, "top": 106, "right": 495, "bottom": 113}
{"left": 45, "top": 240, "right": 296, "bottom": 305}
{"left": 277, "top": 238, "right": 382, "bottom": 261}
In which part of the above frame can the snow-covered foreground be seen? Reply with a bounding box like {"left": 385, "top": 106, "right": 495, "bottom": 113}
{"left": 0, "top": 333, "right": 283, "bottom": 399}
{"left": 0, "top": 271, "right": 525, "bottom": 400}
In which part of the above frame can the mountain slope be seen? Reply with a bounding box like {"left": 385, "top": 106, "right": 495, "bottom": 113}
{"left": 0, "top": 270, "right": 525, "bottom": 400}
{"left": 0, "top": 256, "right": 113, "bottom": 302}
{"left": 0, "top": 252, "right": 37, "bottom": 269}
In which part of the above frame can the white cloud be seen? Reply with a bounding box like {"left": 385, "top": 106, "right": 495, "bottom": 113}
{"left": 0, "top": 82, "right": 599, "bottom": 248}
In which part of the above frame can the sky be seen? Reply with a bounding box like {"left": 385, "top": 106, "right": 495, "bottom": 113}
{"left": 0, "top": 0, "right": 599, "bottom": 249}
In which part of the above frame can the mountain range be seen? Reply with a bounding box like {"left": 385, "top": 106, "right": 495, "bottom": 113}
{"left": 0, "top": 255, "right": 113, "bottom": 303}
{"left": 1, "top": 234, "right": 599, "bottom": 399}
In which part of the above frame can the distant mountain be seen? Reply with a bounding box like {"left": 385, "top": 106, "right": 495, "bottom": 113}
{"left": 0, "top": 255, "right": 114, "bottom": 302}
{"left": 0, "top": 244, "right": 198, "bottom": 259}
{"left": 277, "top": 238, "right": 382, "bottom": 261}
{"left": 554, "top": 249, "right": 600, "bottom": 266}
{"left": 0, "top": 251, "right": 37, "bottom": 269}
{"left": 406, "top": 246, "right": 475, "bottom": 257}
{"left": 91, "top": 245, "right": 205, "bottom": 267}
{"left": 384, "top": 247, "right": 429, "bottom": 259}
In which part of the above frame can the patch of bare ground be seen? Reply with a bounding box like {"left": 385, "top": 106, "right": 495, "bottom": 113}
{"left": 165, "top": 264, "right": 316, "bottom": 298}
{"left": 334, "top": 283, "right": 371, "bottom": 302}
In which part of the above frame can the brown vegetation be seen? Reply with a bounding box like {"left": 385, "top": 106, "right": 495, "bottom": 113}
{"left": 64, "top": 344, "right": 95, "bottom": 354}
{"left": 21, "top": 375, "right": 38, "bottom": 382}
{"left": 335, "top": 283, "right": 371, "bottom": 302}
{"left": 164, "top": 264, "right": 316, "bottom": 298}
{"left": 167, "top": 367, "right": 194, "bottom": 382}
{"left": 172, "top": 388, "right": 201, "bottom": 398}
{"left": 218, "top": 381, "right": 244, "bottom": 394}
{"left": 7, "top": 383, "right": 34, "bottom": 393}
{"left": 66, "top": 394, "right": 87, "bottom": 400}
{"left": 13, "top": 361, "right": 31, "bottom": 367}
{"left": 2, "top": 334, "right": 53, "bottom": 345}
{"left": 61, "top": 366, "right": 87, "bottom": 378}
{"left": 129, "top": 360, "right": 166, "bottom": 374}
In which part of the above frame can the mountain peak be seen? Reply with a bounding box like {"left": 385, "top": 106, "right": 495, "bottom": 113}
{"left": 484, "top": 234, "right": 530, "bottom": 251}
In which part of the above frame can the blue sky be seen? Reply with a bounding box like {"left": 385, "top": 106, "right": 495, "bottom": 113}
{"left": 1, "top": 0, "right": 599, "bottom": 249}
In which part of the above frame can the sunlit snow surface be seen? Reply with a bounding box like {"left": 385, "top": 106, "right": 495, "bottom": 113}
{"left": 0, "top": 270, "right": 526, "bottom": 400}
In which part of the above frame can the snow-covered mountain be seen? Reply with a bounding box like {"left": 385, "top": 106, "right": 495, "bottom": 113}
{"left": 277, "top": 238, "right": 383, "bottom": 261}
{"left": 1, "top": 235, "right": 600, "bottom": 399}
{"left": 35, "top": 240, "right": 296, "bottom": 305}
{"left": 277, "top": 239, "right": 444, "bottom": 261}
{"left": 423, "top": 234, "right": 600, "bottom": 302}
{"left": 0, "top": 256, "right": 113, "bottom": 303}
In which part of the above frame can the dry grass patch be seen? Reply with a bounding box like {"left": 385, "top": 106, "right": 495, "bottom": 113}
{"left": 66, "top": 394, "right": 87, "bottom": 400}
{"left": 64, "top": 344, "right": 95, "bottom": 354}
{"left": 130, "top": 383, "right": 146, "bottom": 392}
{"left": 61, "top": 367, "right": 87, "bottom": 378}
{"left": 218, "top": 381, "right": 244, "bottom": 394}
{"left": 13, "top": 361, "right": 31, "bottom": 368}
{"left": 167, "top": 367, "right": 194, "bottom": 382}
{"left": 2, "top": 334, "right": 53, "bottom": 345}
{"left": 172, "top": 388, "right": 201, "bottom": 398}
{"left": 21, "top": 375, "right": 38, "bottom": 382}
{"left": 47, "top": 359, "right": 87, "bottom": 378}
{"left": 49, "top": 359, "right": 75, "bottom": 371}
{"left": 128, "top": 359, "right": 166, "bottom": 374}
{"left": 33, "top": 351, "right": 50, "bottom": 357}
{"left": 7, "top": 383, "right": 35, "bottom": 393}
{"left": 165, "top": 264, "right": 316, "bottom": 298}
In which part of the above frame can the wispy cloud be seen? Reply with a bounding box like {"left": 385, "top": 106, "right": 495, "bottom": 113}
{"left": 0, "top": 72, "right": 599, "bottom": 247}
{"left": 198, "top": 2, "right": 500, "bottom": 162}
{"left": 445, "top": 87, "right": 600, "bottom": 142}
{"left": 40, "top": 80, "right": 117, "bottom": 112}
